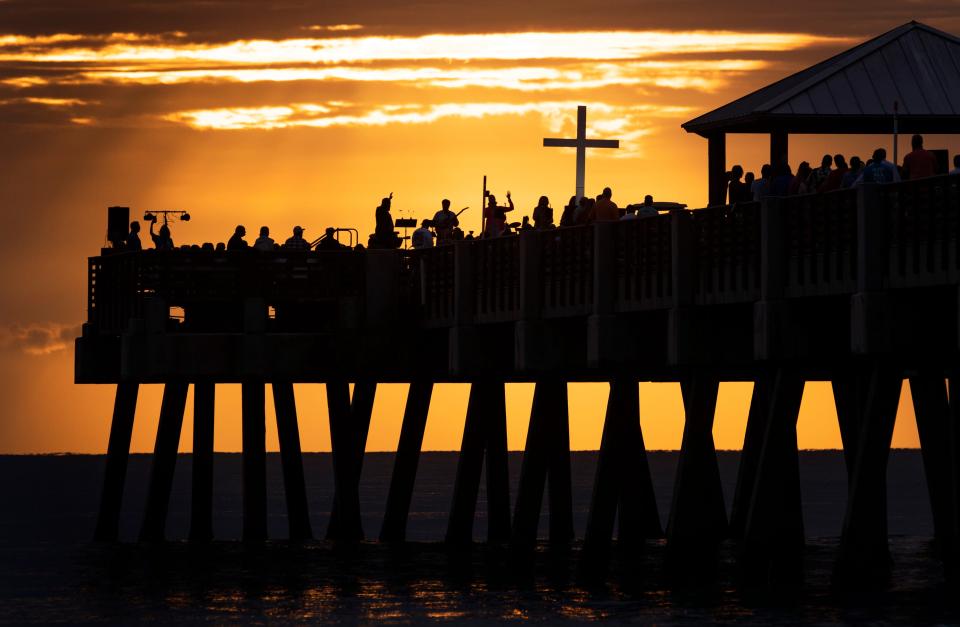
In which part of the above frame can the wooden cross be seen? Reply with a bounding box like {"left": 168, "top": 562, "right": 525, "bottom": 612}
{"left": 543, "top": 105, "right": 620, "bottom": 200}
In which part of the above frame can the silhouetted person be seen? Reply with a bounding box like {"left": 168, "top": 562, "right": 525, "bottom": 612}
{"left": 770, "top": 162, "right": 793, "bottom": 197}
{"left": 126, "top": 221, "right": 142, "bottom": 251}
{"left": 790, "top": 161, "right": 811, "bottom": 195}
{"left": 620, "top": 205, "right": 638, "bottom": 220}
{"left": 639, "top": 194, "right": 658, "bottom": 217}
{"left": 744, "top": 171, "right": 755, "bottom": 195}
{"left": 819, "top": 155, "right": 848, "bottom": 192}
{"left": 903, "top": 134, "right": 938, "bottom": 180}
{"left": 574, "top": 196, "right": 594, "bottom": 225}
{"left": 483, "top": 192, "right": 513, "bottom": 237}
{"left": 805, "top": 154, "right": 832, "bottom": 191}
{"left": 227, "top": 225, "right": 248, "bottom": 251}
{"left": 371, "top": 196, "right": 401, "bottom": 248}
{"left": 855, "top": 148, "right": 900, "bottom": 185}
{"left": 412, "top": 219, "right": 434, "bottom": 249}
{"left": 728, "top": 166, "right": 750, "bottom": 204}
{"left": 532, "top": 195, "right": 553, "bottom": 229}
{"left": 593, "top": 186, "right": 618, "bottom": 221}
{"left": 215, "top": 242, "right": 225, "bottom": 252}
{"left": 317, "top": 227, "right": 345, "bottom": 251}
{"left": 559, "top": 196, "right": 577, "bottom": 227}
{"left": 432, "top": 199, "right": 459, "bottom": 243}
{"left": 253, "top": 226, "right": 274, "bottom": 251}
{"left": 150, "top": 221, "right": 174, "bottom": 250}
{"left": 284, "top": 225, "right": 310, "bottom": 251}
{"left": 951, "top": 155, "right": 960, "bottom": 175}
{"left": 752, "top": 164, "right": 771, "bottom": 201}
{"left": 842, "top": 156, "right": 863, "bottom": 188}
{"left": 520, "top": 216, "right": 533, "bottom": 231}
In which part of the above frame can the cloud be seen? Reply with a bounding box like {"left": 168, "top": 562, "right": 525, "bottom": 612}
{"left": 0, "top": 322, "right": 78, "bottom": 355}
{"left": 305, "top": 24, "right": 364, "bottom": 32}
{"left": 162, "top": 100, "right": 681, "bottom": 156}
{"left": 0, "top": 29, "right": 847, "bottom": 64}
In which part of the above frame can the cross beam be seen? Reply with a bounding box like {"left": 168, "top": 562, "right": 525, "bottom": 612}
{"left": 543, "top": 105, "right": 620, "bottom": 200}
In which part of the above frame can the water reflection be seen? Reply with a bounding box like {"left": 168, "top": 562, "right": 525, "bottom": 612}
{"left": 2, "top": 538, "right": 958, "bottom": 623}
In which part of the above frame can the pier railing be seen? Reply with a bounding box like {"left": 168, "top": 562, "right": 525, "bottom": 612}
{"left": 86, "top": 175, "right": 960, "bottom": 336}
{"left": 692, "top": 202, "right": 761, "bottom": 305}
{"left": 883, "top": 174, "right": 960, "bottom": 288}
{"left": 779, "top": 188, "right": 858, "bottom": 297}
{"left": 541, "top": 226, "right": 594, "bottom": 317}
{"left": 614, "top": 214, "right": 672, "bottom": 312}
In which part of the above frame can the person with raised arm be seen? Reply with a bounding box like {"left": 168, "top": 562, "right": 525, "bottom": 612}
{"left": 483, "top": 191, "right": 513, "bottom": 237}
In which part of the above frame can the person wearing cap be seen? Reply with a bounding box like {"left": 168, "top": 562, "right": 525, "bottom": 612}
{"left": 284, "top": 225, "right": 310, "bottom": 251}
{"left": 412, "top": 219, "right": 434, "bottom": 249}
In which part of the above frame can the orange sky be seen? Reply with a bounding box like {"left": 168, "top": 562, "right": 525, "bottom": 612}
{"left": 1, "top": 1, "right": 958, "bottom": 453}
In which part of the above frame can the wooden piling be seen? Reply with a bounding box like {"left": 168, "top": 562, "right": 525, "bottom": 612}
{"left": 835, "top": 362, "right": 902, "bottom": 584}
{"left": 949, "top": 377, "right": 960, "bottom": 566}
{"left": 327, "top": 381, "right": 376, "bottom": 539}
{"left": 546, "top": 383, "right": 574, "bottom": 545}
{"left": 484, "top": 382, "right": 512, "bottom": 543}
{"left": 728, "top": 376, "right": 771, "bottom": 539}
{"left": 326, "top": 380, "right": 364, "bottom": 541}
{"left": 584, "top": 380, "right": 661, "bottom": 553}
{"left": 140, "top": 381, "right": 189, "bottom": 542}
{"left": 512, "top": 380, "right": 574, "bottom": 548}
{"left": 241, "top": 381, "right": 268, "bottom": 542}
{"left": 667, "top": 374, "right": 726, "bottom": 561}
{"left": 189, "top": 382, "right": 215, "bottom": 543}
{"left": 94, "top": 382, "right": 139, "bottom": 542}
{"left": 381, "top": 380, "right": 433, "bottom": 542}
{"left": 910, "top": 373, "right": 953, "bottom": 549}
{"left": 272, "top": 382, "right": 313, "bottom": 540}
{"left": 739, "top": 369, "right": 805, "bottom": 583}
{"left": 832, "top": 370, "right": 869, "bottom": 476}
{"left": 446, "top": 380, "right": 511, "bottom": 544}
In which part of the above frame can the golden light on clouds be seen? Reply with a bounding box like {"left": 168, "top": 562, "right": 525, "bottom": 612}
{"left": 0, "top": 29, "right": 846, "bottom": 64}
{"left": 163, "top": 100, "right": 681, "bottom": 149}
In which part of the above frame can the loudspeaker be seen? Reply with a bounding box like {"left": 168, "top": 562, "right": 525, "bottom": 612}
{"left": 107, "top": 206, "right": 130, "bottom": 248}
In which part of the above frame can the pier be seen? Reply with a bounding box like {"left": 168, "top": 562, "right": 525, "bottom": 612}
{"left": 78, "top": 173, "right": 960, "bottom": 584}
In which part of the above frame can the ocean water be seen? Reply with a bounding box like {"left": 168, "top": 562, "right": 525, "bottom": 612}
{"left": 0, "top": 451, "right": 955, "bottom": 624}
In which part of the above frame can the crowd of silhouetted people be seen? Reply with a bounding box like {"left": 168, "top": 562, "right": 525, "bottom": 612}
{"left": 728, "top": 134, "right": 960, "bottom": 205}
{"left": 395, "top": 186, "right": 670, "bottom": 250}
{"left": 113, "top": 133, "right": 959, "bottom": 255}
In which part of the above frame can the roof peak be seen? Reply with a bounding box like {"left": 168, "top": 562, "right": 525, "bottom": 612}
{"left": 682, "top": 21, "right": 960, "bottom": 136}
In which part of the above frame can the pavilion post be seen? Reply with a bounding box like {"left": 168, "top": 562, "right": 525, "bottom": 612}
{"left": 707, "top": 132, "right": 726, "bottom": 207}
{"left": 770, "top": 131, "right": 788, "bottom": 169}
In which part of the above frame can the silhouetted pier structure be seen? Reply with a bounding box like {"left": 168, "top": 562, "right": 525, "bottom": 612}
{"left": 78, "top": 174, "right": 960, "bottom": 584}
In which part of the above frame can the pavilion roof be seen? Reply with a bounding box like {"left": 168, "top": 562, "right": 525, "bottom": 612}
{"left": 682, "top": 21, "right": 960, "bottom": 136}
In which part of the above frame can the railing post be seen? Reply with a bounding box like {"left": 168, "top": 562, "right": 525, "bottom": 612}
{"left": 851, "top": 184, "right": 891, "bottom": 354}
{"left": 593, "top": 222, "right": 616, "bottom": 315}
{"left": 365, "top": 250, "right": 400, "bottom": 327}
{"left": 450, "top": 241, "right": 476, "bottom": 375}
{"left": 519, "top": 230, "right": 543, "bottom": 319}
{"left": 754, "top": 197, "right": 787, "bottom": 361}
{"left": 857, "top": 184, "right": 886, "bottom": 293}
{"left": 668, "top": 209, "right": 695, "bottom": 365}
{"left": 587, "top": 222, "right": 620, "bottom": 368}
{"left": 516, "top": 231, "right": 546, "bottom": 371}
{"left": 760, "top": 197, "right": 785, "bottom": 301}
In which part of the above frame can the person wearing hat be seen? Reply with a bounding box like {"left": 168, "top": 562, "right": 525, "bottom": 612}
{"left": 284, "top": 225, "right": 310, "bottom": 251}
